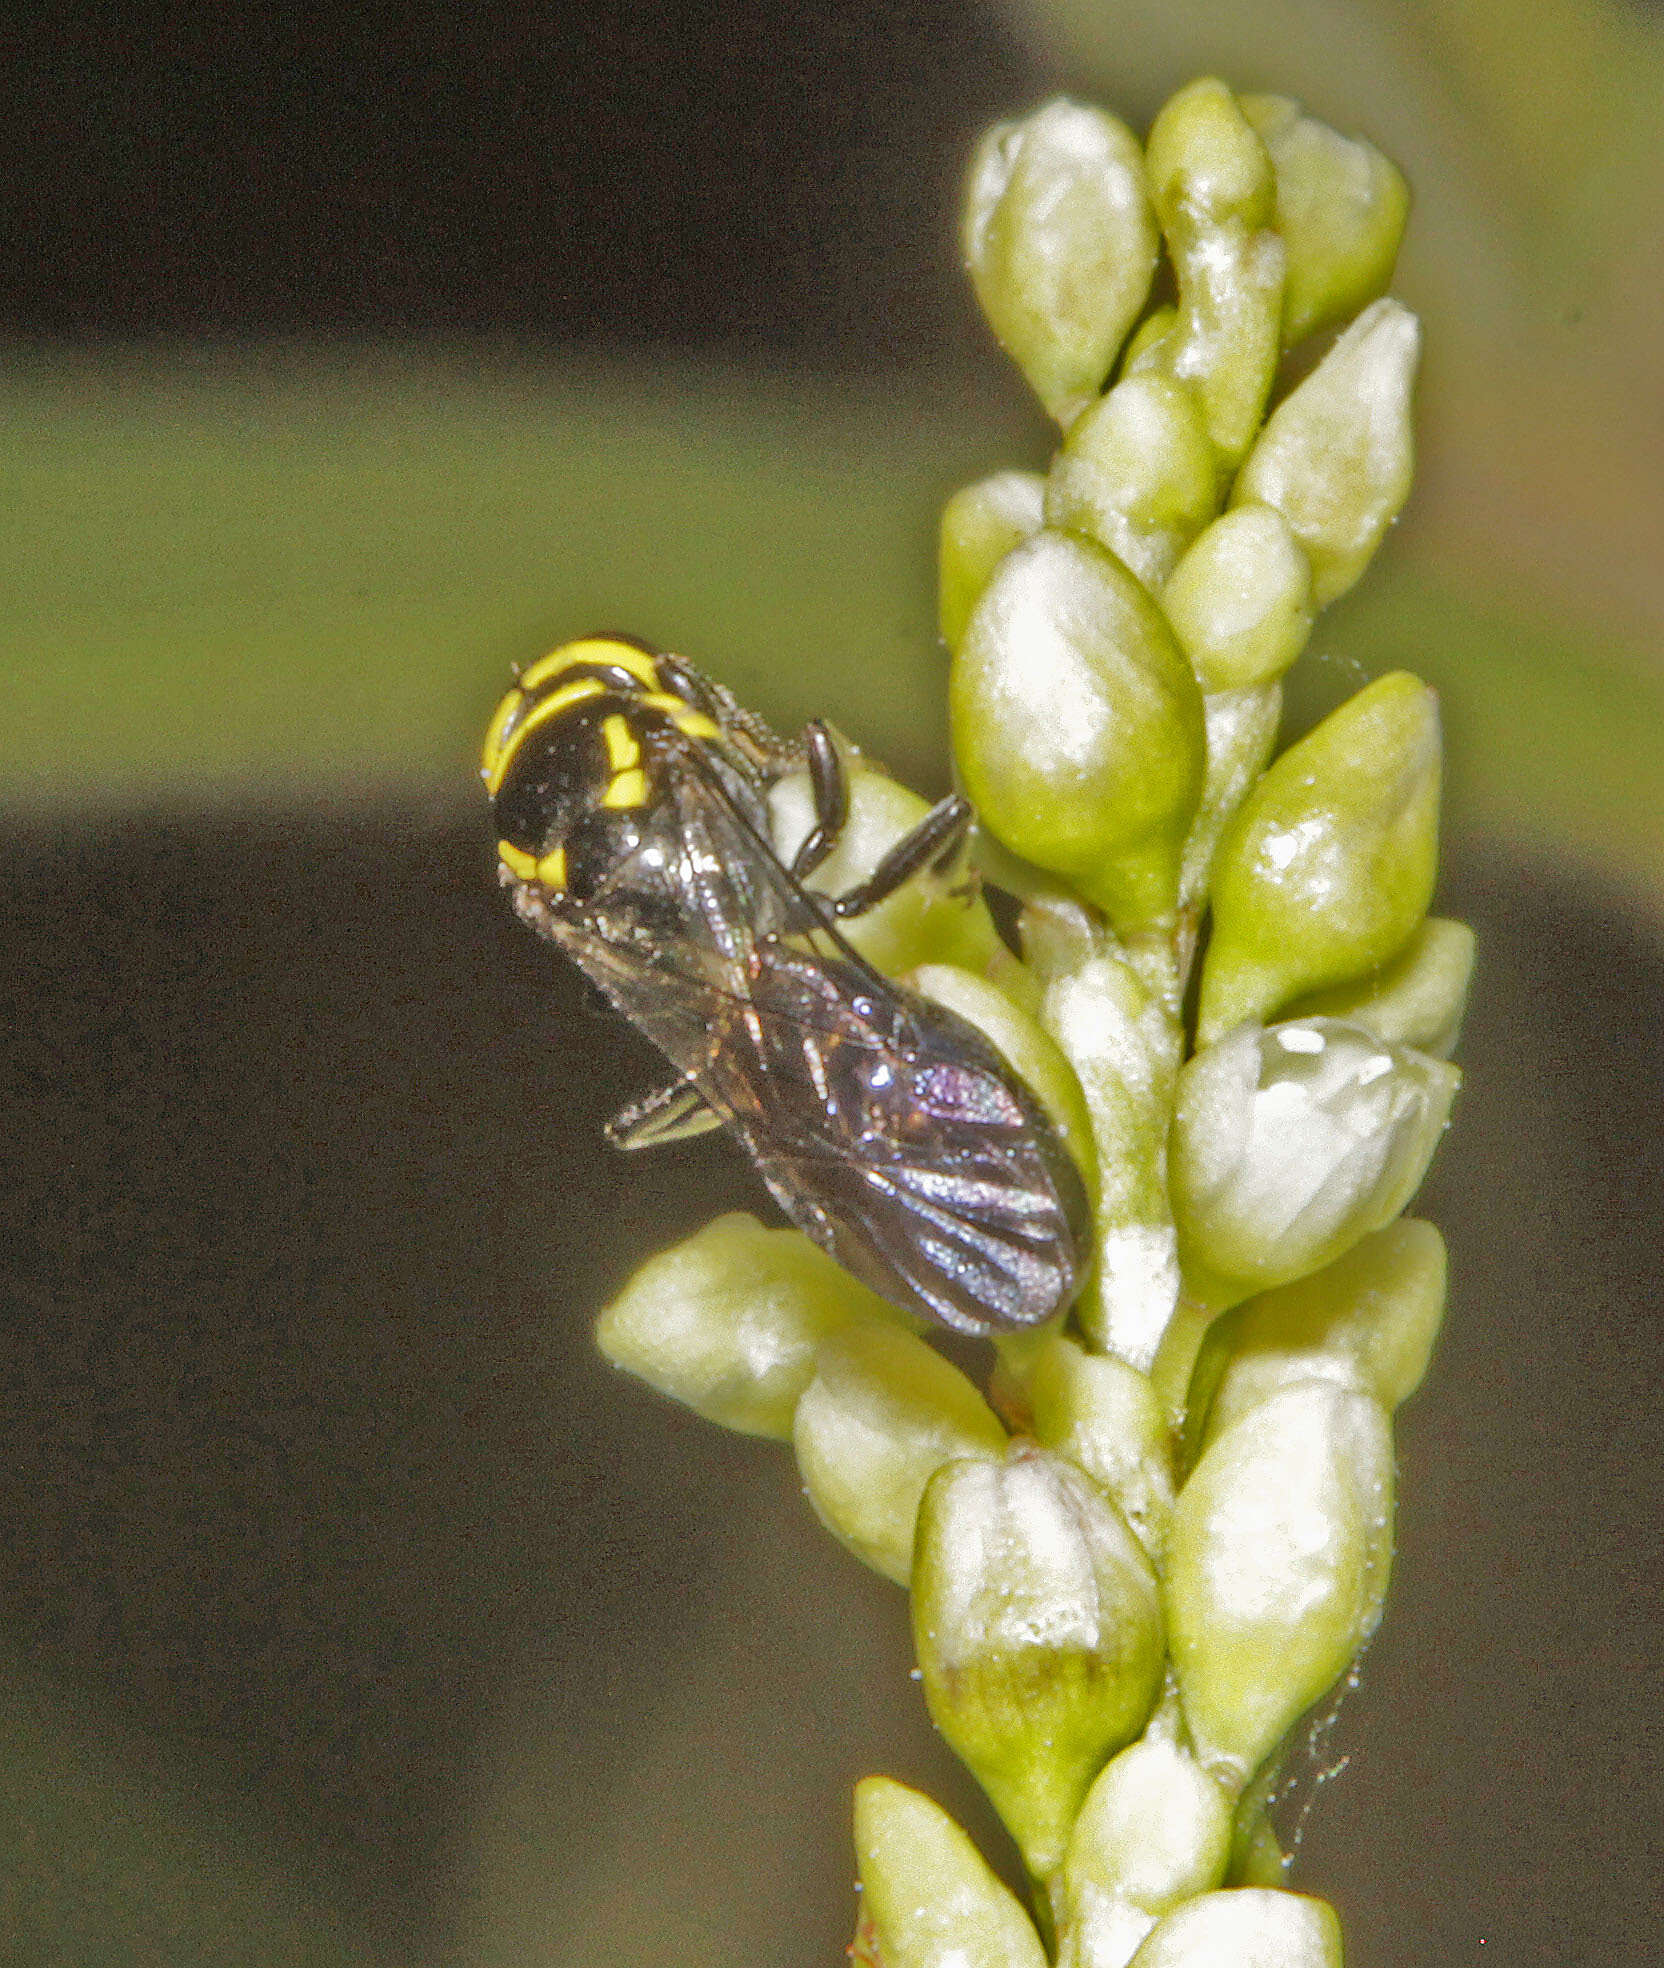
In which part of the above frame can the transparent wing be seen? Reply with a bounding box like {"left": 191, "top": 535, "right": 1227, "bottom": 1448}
{"left": 555, "top": 727, "right": 892, "bottom": 1064}
{"left": 742, "top": 993, "right": 1093, "bottom": 1336}
{"left": 528, "top": 729, "right": 1090, "bottom": 1332}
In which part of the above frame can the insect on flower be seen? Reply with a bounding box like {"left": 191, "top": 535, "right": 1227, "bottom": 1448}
{"left": 482, "top": 635, "right": 1091, "bottom": 1337}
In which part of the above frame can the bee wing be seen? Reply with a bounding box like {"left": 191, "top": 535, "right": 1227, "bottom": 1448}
{"left": 540, "top": 731, "right": 1089, "bottom": 1334}
{"left": 647, "top": 729, "right": 859, "bottom": 974}
{"left": 740, "top": 984, "right": 1092, "bottom": 1336}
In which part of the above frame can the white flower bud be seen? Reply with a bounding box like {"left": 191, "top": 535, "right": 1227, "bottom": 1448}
{"left": 1288, "top": 916, "right": 1475, "bottom": 1059}
{"left": 1167, "top": 1383, "right": 1394, "bottom": 1783}
{"left": 1196, "top": 1218, "right": 1447, "bottom": 1451}
{"left": 1162, "top": 504, "right": 1313, "bottom": 694}
{"left": 1025, "top": 1336, "right": 1175, "bottom": 1563}
{"left": 940, "top": 469, "right": 1047, "bottom": 652}
{"left": 1059, "top": 1735, "right": 1232, "bottom": 1968}
{"left": 1127, "top": 1887, "right": 1343, "bottom": 1966}
{"left": 964, "top": 100, "right": 1160, "bottom": 423}
{"left": 1045, "top": 373, "right": 1219, "bottom": 589}
{"left": 794, "top": 1322, "right": 1007, "bottom": 1586}
{"left": 595, "top": 1214, "right": 889, "bottom": 1439}
{"left": 1171, "top": 1018, "right": 1459, "bottom": 1310}
{"left": 854, "top": 1777, "right": 1049, "bottom": 1968}
{"left": 914, "top": 1447, "right": 1165, "bottom": 1875}
{"left": 1234, "top": 298, "right": 1420, "bottom": 607}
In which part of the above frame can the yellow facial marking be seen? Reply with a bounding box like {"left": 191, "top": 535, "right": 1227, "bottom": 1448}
{"left": 520, "top": 637, "right": 658, "bottom": 696}
{"left": 483, "top": 677, "right": 606, "bottom": 795}
{"left": 601, "top": 768, "right": 647, "bottom": 810}
{"left": 498, "top": 841, "right": 539, "bottom": 880}
{"left": 535, "top": 844, "right": 568, "bottom": 889}
{"left": 602, "top": 714, "right": 641, "bottom": 773}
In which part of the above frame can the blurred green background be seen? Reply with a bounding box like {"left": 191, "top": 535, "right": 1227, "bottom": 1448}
{"left": 2, "top": 2, "right": 1660, "bottom": 1963}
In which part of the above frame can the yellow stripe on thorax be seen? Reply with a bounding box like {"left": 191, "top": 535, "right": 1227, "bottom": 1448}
{"left": 601, "top": 714, "right": 641, "bottom": 773}
{"left": 601, "top": 768, "right": 648, "bottom": 809}
{"left": 480, "top": 689, "right": 526, "bottom": 780}
{"left": 483, "top": 676, "right": 606, "bottom": 795}
{"left": 519, "top": 637, "right": 659, "bottom": 696}
{"left": 599, "top": 711, "right": 648, "bottom": 807}
{"left": 637, "top": 691, "right": 722, "bottom": 743}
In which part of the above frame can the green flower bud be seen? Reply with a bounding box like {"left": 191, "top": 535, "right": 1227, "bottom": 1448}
{"left": 1192, "top": 1219, "right": 1447, "bottom": 1454}
{"left": 1044, "top": 373, "right": 1219, "bottom": 589}
{"left": 963, "top": 100, "right": 1160, "bottom": 424}
{"left": 1020, "top": 898, "right": 1182, "bottom": 1366}
{"left": 1241, "top": 94, "right": 1410, "bottom": 347}
{"left": 767, "top": 759, "right": 1007, "bottom": 979}
{"left": 1127, "top": 1888, "right": 1343, "bottom": 1967}
{"left": 1233, "top": 298, "right": 1420, "bottom": 607}
{"left": 595, "top": 1213, "right": 889, "bottom": 1439}
{"left": 1177, "top": 683, "right": 1283, "bottom": 913}
{"left": 1025, "top": 1335, "right": 1175, "bottom": 1563}
{"left": 913, "top": 1446, "right": 1165, "bottom": 1876}
{"left": 1122, "top": 305, "right": 1176, "bottom": 376}
{"left": 1144, "top": 79, "right": 1285, "bottom": 469}
{"left": 1226, "top": 1799, "right": 1289, "bottom": 1889}
{"left": 1167, "top": 1383, "right": 1394, "bottom": 1784}
{"left": 907, "top": 962, "right": 1098, "bottom": 1189}
{"left": 1288, "top": 916, "right": 1476, "bottom": 1059}
{"left": 794, "top": 1322, "right": 1007, "bottom": 1585}
{"left": 1147, "top": 79, "right": 1274, "bottom": 231}
{"left": 1059, "top": 1735, "right": 1232, "bottom": 1968}
{"left": 1171, "top": 1018, "right": 1460, "bottom": 1311}
{"left": 1161, "top": 505, "right": 1314, "bottom": 694}
{"left": 1198, "top": 671, "right": 1441, "bottom": 1046}
{"left": 853, "top": 1776, "right": 1049, "bottom": 1968}
{"left": 952, "top": 529, "right": 1206, "bottom": 933}
{"left": 940, "top": 470, "right": 1047, "bottom": 654}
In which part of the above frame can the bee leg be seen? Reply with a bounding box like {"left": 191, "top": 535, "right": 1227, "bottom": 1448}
{"left": 605, "top": 1077, "right": 726, "bottom": 1151}
{"left": 787, "top": 720, "right": 850, "bottom": 881}
{"left": 654, "top": 651, "right": 727, "bottom": 724}
{"left": 829, "top": 795, "right": 974, "bottom": 920}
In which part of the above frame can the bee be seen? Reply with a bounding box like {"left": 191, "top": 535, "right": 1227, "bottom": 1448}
{"left": 482, "top": 635, "right": 1090, "bottom": 1337}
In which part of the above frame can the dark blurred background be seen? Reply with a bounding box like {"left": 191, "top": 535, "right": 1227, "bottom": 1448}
{"left": 2, "top": 3, "right": 1662, "bottom": 1964}
{"left": 0, "top": 2, "right": 1028, "bottom": 364}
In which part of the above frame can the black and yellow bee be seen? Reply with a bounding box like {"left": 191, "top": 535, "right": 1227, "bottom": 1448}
{"left": 482, "top": 635, "right": 1090, "bottom": 1337}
